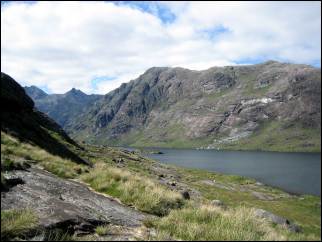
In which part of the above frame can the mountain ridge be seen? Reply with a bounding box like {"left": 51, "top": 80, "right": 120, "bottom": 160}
{"left": 24, "top": 61, "right": 321, "bottom": 152}
{"left": 24, "top": 85, "right": 103, "bottom": 130}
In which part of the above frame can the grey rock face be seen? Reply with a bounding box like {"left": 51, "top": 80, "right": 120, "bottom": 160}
{"left": 70, "top": 61, "right": 320, "bottom": 150}
{"left": 1, "top": 168, "right": 147, "bottom": 231}
{"left": 24, "top": 62, "right": 321, "bottom": 151}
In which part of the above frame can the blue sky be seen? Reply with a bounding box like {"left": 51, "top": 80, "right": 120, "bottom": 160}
{"left": 115, "top": 1, "right": 176, "bottom": 24}
{"left": 1, "top": 1, "right": 321, "bottom": 94}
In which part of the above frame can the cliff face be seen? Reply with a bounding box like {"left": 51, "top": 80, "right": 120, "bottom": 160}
{"left": 26, "top": 61, "right": 321, "bottom": 151}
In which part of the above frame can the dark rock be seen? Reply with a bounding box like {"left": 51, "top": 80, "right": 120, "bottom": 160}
{"left": 2, "top": 176, "right": 24, "bottom": 191}
{"left": 254, "top": 209, "right": 301, "bottom": 233}
{"left": 117, "top": 158, "right": 125, "bottom": 163}
{"left": 1, "top": 72, "right": 34, "bottom": 110}
{"left": 74, "top": 222, "right": 95, "bottom": 232}
{"left": 181, "top": 190, "right": 190, "bottom": 200}
{"left": 1, "top": 72, "right": 91, "bottom": 166}
{"left": 150, "top": 151, "right": 164, "bottom": 154}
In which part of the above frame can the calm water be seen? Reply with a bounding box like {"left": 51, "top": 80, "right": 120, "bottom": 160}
{"left": 141, "top": 148, "right": 321, "bottom": 196}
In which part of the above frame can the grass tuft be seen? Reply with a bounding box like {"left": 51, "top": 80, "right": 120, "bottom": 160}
{"left": 150, "top": 204, "right": 320, "bottom": 241}
{"left": 81, "top": 162, "right": 184, "bottom": 216}
{"left": 1, "top": 209, "right": 38, "bottom": 240}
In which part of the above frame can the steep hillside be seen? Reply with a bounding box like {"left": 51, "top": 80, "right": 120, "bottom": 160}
{"left": 1, "top": 72, "right": 89, "bottom": 165}
{"left": 68, "top": 61, "right": 321, "bottom": 152}
{"left": 24, "top": 86, "right": 102, "bottom": 130}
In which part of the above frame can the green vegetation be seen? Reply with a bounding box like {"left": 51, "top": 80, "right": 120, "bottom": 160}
{"left": 95, "top": 225, "right": 109, "bottom": 236}
{"left": 1, "top": 130, "right": 320, "bottom": 240}
{"left": 1, "top": 209, "right": 39, "bottom": 240}
{"left": 219, "top": 121, "right": 321, "bottom": 152}
{"left": 89, "top": 118, "right": 320, "bottom": 153}
{"left": 79, "top": 146, "right": 321, "bottom": 240}
{"left": 148, "top": 204, "right": 319, "bottom": 241}
{"left": 172, "top": 165, "right": 321, "bottom": 237}
{"left": 1, "top": 132, "right": 87, "bottom": 179}
{"left": 80, "top": 162, "right": 184, "bottom": 216}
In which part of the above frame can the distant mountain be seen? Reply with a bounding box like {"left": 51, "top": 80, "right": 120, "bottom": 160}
{"left": 24, "top": 85, "right": 48, "bottom": 100}
{"left": 24, "top": 86, "right": 103, "bottom": 132}
{"left": 1, "top": 72, "right": 88, "bottom": 165}
{"left": 68, "top": 61, "right": 320, "bottom": 152}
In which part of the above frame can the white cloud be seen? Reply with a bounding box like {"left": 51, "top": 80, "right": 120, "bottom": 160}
{"left": 1, "top": 1, "right": 321, "bottom": 94}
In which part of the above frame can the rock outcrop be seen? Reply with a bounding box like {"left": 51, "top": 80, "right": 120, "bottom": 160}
{"left": 254, "top": 208, "right": 301, "bottom": 233}
{"left": 1, "top": 167, "right": 147, "bottom": 239}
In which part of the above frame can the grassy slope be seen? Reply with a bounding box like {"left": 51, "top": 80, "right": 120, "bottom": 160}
{"left": 1, "top": 132, "right": 320, "bottom": 240}
{"left": 218, "top": 121, "right": 321, "bottom": 152}
{"left": 82, "top": 145, "right": 321, "bottom": 240}
{"left": 106, "top": 120, "right": 321, "bottom": 152}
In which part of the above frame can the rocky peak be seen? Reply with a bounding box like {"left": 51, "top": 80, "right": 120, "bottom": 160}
{"left": 67, "top": 88, "right": 86, "bottom": 97}
{"left": 24, "top": 85, "right": 48, "bottom": 100}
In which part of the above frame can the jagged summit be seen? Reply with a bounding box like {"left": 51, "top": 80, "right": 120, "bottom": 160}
{"left": 67, "top": 87, "right": 86, "bottom": 96}
{"left": 24, "top": 85, "right": 103, "bottom": 130}
{"left": 24, "top": 85, "right": 48, "bottom": 100}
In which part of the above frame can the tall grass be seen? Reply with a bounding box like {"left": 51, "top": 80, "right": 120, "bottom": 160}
{"left": 80, "top": 162, "right": 184, "bottom": 216}
{"left": 149, "top": 204, "right": 320, "bottom": 241}
{"left": 1, "top": 132, "right": 87, "bottom": 178}
{"left": 1, "top": 209, "right": 38, "bottom": 240}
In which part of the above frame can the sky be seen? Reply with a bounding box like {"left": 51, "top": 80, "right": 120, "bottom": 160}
{"left": 1, "top": 1, "right": 321, "bottom": 94}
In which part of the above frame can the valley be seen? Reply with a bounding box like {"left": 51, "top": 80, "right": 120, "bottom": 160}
{"left": 1, "top": 71, "right": 321, "bottom": 241}
{"left": 2, "top": 2, "right": 321, "bottom": 241}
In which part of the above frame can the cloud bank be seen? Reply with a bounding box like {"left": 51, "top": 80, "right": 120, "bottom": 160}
{"left": 1, "top": 1, "right": 321, "bottom": 94}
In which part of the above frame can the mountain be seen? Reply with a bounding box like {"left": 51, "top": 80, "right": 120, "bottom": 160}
{"left": 1, "top": 72, "right": 321, "bottom": 241}
{"left": 1, "top": 72, "right": 89, "bottom": 165}
{"left": 24, "top": 61, "right": 321, "bottom": 152}
{"left": 24, "top": 85, "right": 48, "bottom": 99}
{"left": 24, "top": 86, "right": 102, "bottom": 131}
{"left": 67, "top": 61, "right": 320, "bottom": 152}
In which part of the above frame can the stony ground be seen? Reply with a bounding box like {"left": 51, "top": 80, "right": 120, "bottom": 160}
{"left": 1, "top": 167, "right": 153, "bottom": 240}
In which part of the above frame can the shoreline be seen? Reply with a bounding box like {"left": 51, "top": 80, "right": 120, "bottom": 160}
{"left": 115, "top": 147, "right": 321, "bottom": 197}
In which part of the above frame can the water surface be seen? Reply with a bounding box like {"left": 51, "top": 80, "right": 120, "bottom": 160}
{"left": 141, "top": 148, "right": 321, "bottom": 196}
